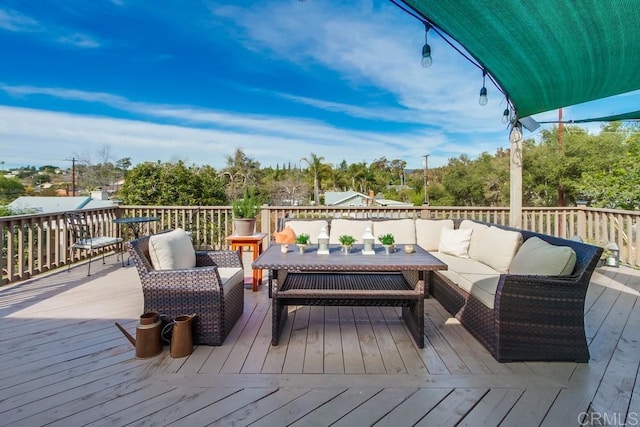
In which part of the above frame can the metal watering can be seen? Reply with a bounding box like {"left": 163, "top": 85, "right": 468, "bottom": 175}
{"left": 115, "top": 312, "right": 163, "bottom": 359}
{"left": 162, "top": 313, "right": 196, "bottom": 358}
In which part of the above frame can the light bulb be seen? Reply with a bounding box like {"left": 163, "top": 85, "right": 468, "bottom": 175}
{"left": 502, "top": 108, "right": 510, "bottom": 123}
{"left": 478, "top": 87, "right": 488, "bottom": 106}
{"left": 421, "top": 44, "right": 432, "bottom": 68}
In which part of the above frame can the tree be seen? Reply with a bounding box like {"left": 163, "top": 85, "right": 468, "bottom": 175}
{"left": 0, "top": 177, "right": 25, "bottom": 204}
{"left": 300, "top": 153, "right": 331, "bottom": 205}
{"left": 118, "top": 161, "right": 227, "bottom": 206}
{"left": 221, "top": 148, "right": 261, "bottom": 201}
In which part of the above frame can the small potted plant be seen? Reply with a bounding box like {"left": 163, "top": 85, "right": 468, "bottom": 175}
{"left": 378, "top": 233, "right": 395, "bottom": 254}
{"left": 232, "top": 188, "right": 260, "bottom": 236}
{"left": 338, "top": 234, "right": 356, "bottom": 253}
{"left": 296, "top": 233, "right": 311, "bottom": 253}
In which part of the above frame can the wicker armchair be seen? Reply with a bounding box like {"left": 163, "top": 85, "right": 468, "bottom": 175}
{"left": 127, "top": 234, "right": 244, "bottom": 346}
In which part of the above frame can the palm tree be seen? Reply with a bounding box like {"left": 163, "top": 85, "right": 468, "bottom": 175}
{"left": 300, "top": 153, "right": 331, "bottom": 205}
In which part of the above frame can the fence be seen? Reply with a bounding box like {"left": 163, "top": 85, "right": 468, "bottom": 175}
{"left": 2, "top": 205, "right": 638, "bottom": 284}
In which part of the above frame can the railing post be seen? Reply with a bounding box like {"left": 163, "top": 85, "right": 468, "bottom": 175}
{"left": 577, "top": 205, "right": 587, "bottom": 241}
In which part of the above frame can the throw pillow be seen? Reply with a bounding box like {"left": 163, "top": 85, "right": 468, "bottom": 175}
{"left": 274, "top": 226, "right": 296, "bottom": 244}
{"left": 148, "top": 228, "right": 196, "bottom": 270}
{"left": 509, "top": 236, "right": 577, "bottom": 276}
{"left": 438, "top": 227, "right": 473, "bottom": 258}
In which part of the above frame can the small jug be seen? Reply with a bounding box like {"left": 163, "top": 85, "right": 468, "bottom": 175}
{"left": 162, "top": 313, "right": 196, "bottom": 358}
{"left": 115, "top": 311, "right": 163, "bottom": 359}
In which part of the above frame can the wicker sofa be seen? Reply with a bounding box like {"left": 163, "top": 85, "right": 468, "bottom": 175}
{"left": 281, "top": 218, "right": 603, "bottom": 362}
{"left": 128, "top": 231, "right": 245, "bottom": 346}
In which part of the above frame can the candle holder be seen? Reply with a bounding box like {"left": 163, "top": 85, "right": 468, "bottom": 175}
{"left": 317, "top": 226, "right": 330, "bottom": 254}
{"left": 362, "top": 226, "right": 375, "bottom": 255}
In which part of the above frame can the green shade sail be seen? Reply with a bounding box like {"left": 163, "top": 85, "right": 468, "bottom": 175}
{"left": 402, "top": 0, "right": 640, "bottom": 119}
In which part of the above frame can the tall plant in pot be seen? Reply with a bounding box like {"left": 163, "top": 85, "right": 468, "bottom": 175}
{"left": 232, "top": 188, "right": 259, "bottom": 236}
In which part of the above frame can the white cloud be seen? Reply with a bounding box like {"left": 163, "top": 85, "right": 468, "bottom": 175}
{"left": 0, "top": 7, "right": 41, "bottom": 32}
{"left": 210, "top": 1, "right": 509, "bottom": 136}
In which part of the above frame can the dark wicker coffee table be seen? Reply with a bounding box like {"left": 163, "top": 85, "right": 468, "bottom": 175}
{"left": 252, "top": 244, "right": 447, "bottom": 348}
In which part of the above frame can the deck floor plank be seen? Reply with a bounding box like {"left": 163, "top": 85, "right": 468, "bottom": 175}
{"left": 353, "top": 306, "right": 387, "bottom": 374}
{"left": 323, "top": 305, "right": 344, "bottom": 374}
{"left": 302, "top": 305, "right": 325, "bottom": 373}
{"left": 245, "top": 387, "right": 346, "bottom": 426}
{"left": 374, "top": 387, "right": 452, "bottom": 426}
{"left": 332, "top": 387, "right": 419, "bottom": 426}
{"left": 212, "top": 387, "right": 311, "bottom": 426}
{"left": 414, "top": 387, "right": 489, "bottom": 426}
{"left": 239, "top": 302, "right": 272, "bottom": 374}
{"left": 339, "top": 306, "right": 366, "bottom": 374}
{"left": 290, "top": 387, "right": 382, "bottom": 427}
{"left": 367, "top": 306, "right": 408, "bottom": 375}
{"left": 282, "top": 305, "right": 311, "bottom": 374}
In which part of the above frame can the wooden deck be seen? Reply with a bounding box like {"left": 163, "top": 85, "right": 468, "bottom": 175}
{"left": 0, "top": 254, "right": 638, "bottom": 426}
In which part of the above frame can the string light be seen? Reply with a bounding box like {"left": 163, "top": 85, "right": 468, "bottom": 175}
{"left": 421, "top": 22, "right": 432, "bottom": 68}
{"left": 502, "top": 107, "right": 510, "bottom": 123}
{"left": 479, "top": 69, "right": 488, "bottom": 106}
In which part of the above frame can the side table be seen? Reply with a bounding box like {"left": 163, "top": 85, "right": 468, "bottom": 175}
{"left": 225, "top": 233, "right": 267, "bottom": 292}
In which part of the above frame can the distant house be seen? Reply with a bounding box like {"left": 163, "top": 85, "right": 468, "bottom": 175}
{"left": 8, "top": 190, "right": 117, "bottom": 214}
{"left": 324, "top": 191, "right": 412, "bottom": 207}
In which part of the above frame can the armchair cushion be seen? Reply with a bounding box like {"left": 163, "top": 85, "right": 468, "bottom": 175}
{"left": 148, "top": 228, "right": 196, "bottom": 270}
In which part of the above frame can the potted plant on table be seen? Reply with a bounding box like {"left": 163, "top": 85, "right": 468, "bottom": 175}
{"left": 338, "top": 234, "right": 356, "bottom": 254}
{"left": 232, "top": 188, "right": 260, "bottom": 236}
{"left": 378, "top": 233, "right": 395, "bottom": 254}
{"left": 295, "top": 233, "right": 311, "bottom": 253}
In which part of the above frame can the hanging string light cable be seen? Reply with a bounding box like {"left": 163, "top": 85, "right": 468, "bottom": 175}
{"left": 389, "top": 0, "right": 509, "bottom": 109}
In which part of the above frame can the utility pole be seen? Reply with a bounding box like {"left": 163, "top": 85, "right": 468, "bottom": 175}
{"left": 64, "top": 157, "right": 77, "bottom": 196}
{"left": 423, "top": 154, "right": 430, "bottom": 205}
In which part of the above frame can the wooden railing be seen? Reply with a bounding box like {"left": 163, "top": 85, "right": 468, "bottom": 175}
{"left": 2, "top": 205, "right": 638, "bottom": 284}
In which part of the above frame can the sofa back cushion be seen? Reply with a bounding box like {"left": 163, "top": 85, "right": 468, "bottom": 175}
{"left": 415, "top": 219, "right": 454, "bottom": 251}
{"left": 285, "top": 220, "right": 329, "bottom": 244}
{"left": 509, "top": 236, "right": 577, "bottom": 276}
{"left": 473, "top": 226, "right": 523, "bottom": 273}
{"left": 148, "top": 228, "right": 196, "bottom": 270}
{"left": 438, "top": 227, "right": 473, "bottom": 258}
{"left": 372, "top": 219, "right": 416, "bottom": 244}
{"left": 459, "top": 220, "right": 490, "bottom": 259}
{"left": 329, "top": 219, "right": 373, "bottom": 244}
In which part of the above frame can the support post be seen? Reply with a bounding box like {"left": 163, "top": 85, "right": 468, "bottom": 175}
{"left": 509, "top": 123, "right": 523, "bottom": 228}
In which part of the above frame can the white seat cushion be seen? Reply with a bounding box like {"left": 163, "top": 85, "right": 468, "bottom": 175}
{"left": 218, "top": 267, "right": 244, "bottom": 295}
{"left": 285, "top": 220, "right": 329, "bottom": 244}
{"left": 474, "top": 226, "right": 523, "bottom": 273}
{"left": 329, "top": 219, "right": 373, "bottom": 244}
{"left": 509, "top": 236, "right": 577, "bottom": 276}
{"left": 466, "top": 274, "right": 501, "bottom": 309}
{"left": 433, "top": 252, "right": 501, "bottom": 275}
{"left": 415, "top": 219, "right": 453, "bottom": 251}
{"left": 438, "top": 227, "right": 473, "bottom": 258}
{"left": 148, "top": 228, "right": 196, "bottom": 270}
{"left": 372, "top": 219, "right": 416, "bottom": 244}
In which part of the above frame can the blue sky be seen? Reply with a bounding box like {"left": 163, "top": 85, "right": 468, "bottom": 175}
{"left": 1, "top": 1, "right": 638, "bottom": 172}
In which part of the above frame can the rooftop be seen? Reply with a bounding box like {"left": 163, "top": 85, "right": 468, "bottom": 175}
{"left": 1, "top": 254, "right": 638, "bottom": 424}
